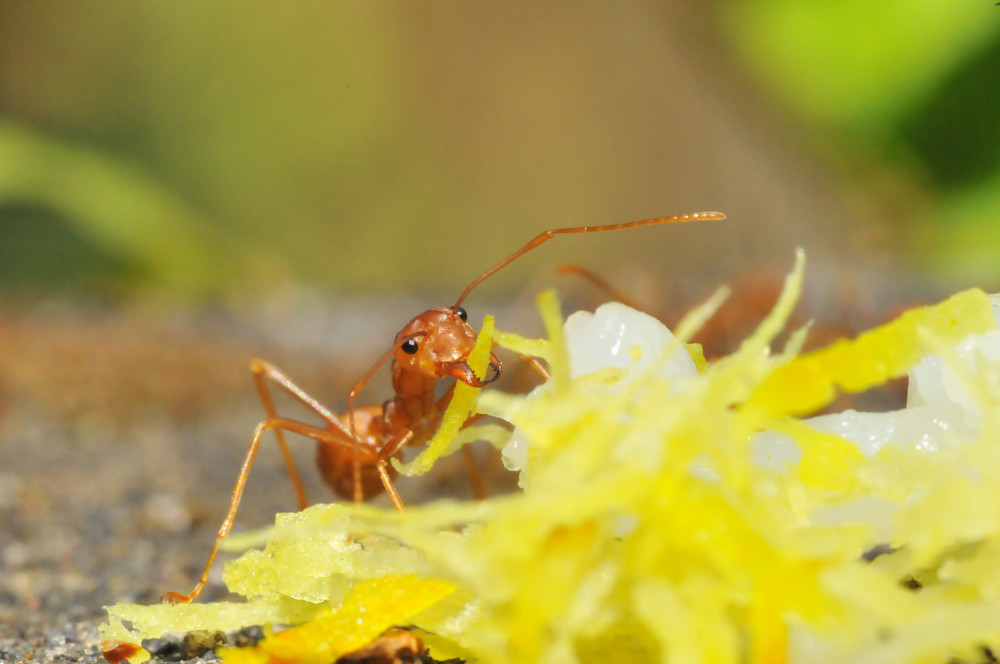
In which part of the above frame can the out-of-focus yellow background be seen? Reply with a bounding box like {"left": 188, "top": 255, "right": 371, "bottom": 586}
{"left": 2, "top": 2, "right": 997, "bottom": 305}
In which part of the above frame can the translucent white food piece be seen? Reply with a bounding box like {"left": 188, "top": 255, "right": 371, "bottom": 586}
{"left": 753, "top": 405, "right": 968, "bottom": 470}
{"left": 756, "top": 293, "right": 1000, "bottom": 469}
{"left": 563, "top": 302, "right": 698, "bottom": 384}
{"left": 499, "top": 427, "right": 530, "bottom": 475}
{"left": 907, "top": 293, "right": 1000, "bottom": 418}
{"left": 501, "top": 302, "right": 698, "bottom": 475}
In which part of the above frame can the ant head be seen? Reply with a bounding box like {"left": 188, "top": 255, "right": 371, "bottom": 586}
{"left": 392, "top": 306, "right": 500, "bottom": 387}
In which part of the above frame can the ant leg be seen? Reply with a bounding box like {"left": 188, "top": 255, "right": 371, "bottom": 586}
{"left": 517, "top": 353, "right": 550, "bottom": 381}
{"left": 163, "top": 416, "right": 276, "bottom": 604}
{"left": 376, "top": 461, "right": 405, "bottom": 510}
{"left": 264, "top": 418, "right": 402, "bottom": 510}
{"left": 367, "top": 428, "right": 416, "bottom": 511}
{"left": 461, "top": 446, "right": 487, "bottom": 500}
{"left": 250, "top": 360, "right": 355, "bottom": 510}
{"left": 163, "top": 416, "right": 378, "bottom": 604}
{"left": 557, "top": 264, "right": 648, "bottom": 312}
{"left": 251, "top": 360, "right": 353, "bottom": 434}
{"left": 251, "top": 362, "right": 306, "bottom": 509}
{"left": 457, "top": 413, "right": 491, "bottom": 499}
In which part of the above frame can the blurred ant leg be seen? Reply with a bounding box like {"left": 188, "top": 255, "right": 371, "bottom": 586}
{"left": 163, "top": 416, "right": 381, "bottom": 605}
{"left": 517, "top": 354, "right": 550, "bottom": 381}
{"left": 250, "top": 360, "right": 355, "bottom": 510}
{"left": 461, "top": 445, "right": 487, "bottom": 500}
{"left": 557, "top": 264, "right": 647, "bottom": 312}
{"left": 457, "top": 413, "right": 490, "bottom": 499}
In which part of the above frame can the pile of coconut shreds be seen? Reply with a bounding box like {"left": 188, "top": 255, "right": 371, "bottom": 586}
{"left": 104, "top": 252, "right": 1000, "bottom": 664}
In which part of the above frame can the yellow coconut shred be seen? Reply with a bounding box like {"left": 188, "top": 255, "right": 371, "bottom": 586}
{"left": 103, "top": 255, "right": 1000, "bottom": 664}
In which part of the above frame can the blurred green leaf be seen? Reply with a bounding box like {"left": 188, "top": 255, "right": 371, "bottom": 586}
{"left": 722, "top": 1, "right": 1000, "bottom": 133}
{"left": 897, "top": 37, "right": 1000, "bottom": 189}
{"left": 0, "top": 120, "right": 282, "bottom": 297}
{"left": 910, "top": 169, "right": 1000, "bottom": 284}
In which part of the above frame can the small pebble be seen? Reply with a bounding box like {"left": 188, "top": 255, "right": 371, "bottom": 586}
{"left": 143, "top": 637, "right": 182, "bottom": 661}
{"left": 231, "top": 625, "right": 264, "bottom": 648}
{"left": 180, "top": 630, "right": 227, "bottom": 660}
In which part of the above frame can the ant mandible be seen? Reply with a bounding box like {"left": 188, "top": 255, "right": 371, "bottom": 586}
{"left": 164, "top": 211, "right": 725, "bottom": 603}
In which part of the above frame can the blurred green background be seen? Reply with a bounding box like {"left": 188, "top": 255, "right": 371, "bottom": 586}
{"left": 0, "top": 2, "right": 998, "bottom": 304}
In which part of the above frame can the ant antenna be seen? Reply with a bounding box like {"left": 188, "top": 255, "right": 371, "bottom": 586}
{"left": 452, "top": 212, "right": 725, "bottom": 308}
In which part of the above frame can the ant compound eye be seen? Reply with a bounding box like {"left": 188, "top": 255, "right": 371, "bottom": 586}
{"left": 401, "top": 339, "right": 419, "bottom": 355}
{"left": 455, "top": 306, "right": 468, "bottom": 322}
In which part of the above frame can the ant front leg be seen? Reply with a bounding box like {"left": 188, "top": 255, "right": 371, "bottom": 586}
{"left": 373, "top": 427, "right": 415, "bottom": 511}
{"left": 164, "top": 416, "right": 381, "bottom": 604}
{"left": 251, "top": 359, "right": 356, "bottom": 510}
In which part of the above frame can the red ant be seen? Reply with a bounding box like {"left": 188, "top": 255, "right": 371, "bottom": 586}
{"left": 163, "top": 211, "right": 725, "bottom": 603}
